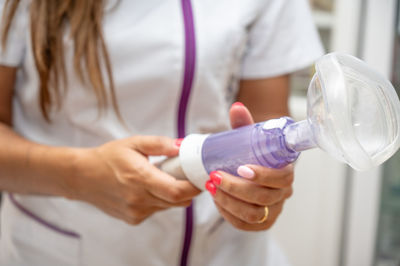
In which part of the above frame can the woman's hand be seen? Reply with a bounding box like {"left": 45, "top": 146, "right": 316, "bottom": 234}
{"left": 206, "top": 165, "right": 293, "bottom": 231}
{"left": 205, "top": 103, "right": 294, "bottom": 231}
{"left": 70, "top": 136, "right": 201, "bottom": 225}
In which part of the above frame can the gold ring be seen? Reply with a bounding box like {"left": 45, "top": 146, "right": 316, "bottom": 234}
{"left": 258, "top": 206, "right": 269, "bottom": 224}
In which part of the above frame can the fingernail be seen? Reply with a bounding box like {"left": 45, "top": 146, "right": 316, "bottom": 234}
{"left": 237, "top": 166, "right": 255, "bottom": 179}
{"left": 174, "top": 138, "right": 184, "bottom": 148}
{"left": 210, "top": 171, "right": 222, "bottom": 186}
{"left": 232, "top": 102, "right": 244, "bottom": 107}
{"left": 205, "top": 180, "right": 217, "bottom": 196}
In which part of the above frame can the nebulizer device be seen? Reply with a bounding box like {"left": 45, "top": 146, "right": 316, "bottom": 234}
{"left": 160, "top": 53, "right": 400, "bottom": 190}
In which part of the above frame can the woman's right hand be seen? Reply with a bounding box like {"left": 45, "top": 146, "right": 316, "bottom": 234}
{"left": 70, "top": 136, "right": 201, "bottom": 225}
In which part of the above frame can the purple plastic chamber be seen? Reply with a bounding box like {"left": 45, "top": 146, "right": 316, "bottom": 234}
{"left": 201, "top": 117, "right": 300, "bottom": 175}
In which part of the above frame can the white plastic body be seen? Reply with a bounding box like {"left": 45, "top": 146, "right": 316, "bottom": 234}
{"left": 179, "top": 134, "right": 210, "bottom": 190}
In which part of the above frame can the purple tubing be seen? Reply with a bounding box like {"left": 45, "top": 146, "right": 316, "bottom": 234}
{"left": 178, "top": 0, "right": 196, "bottom": 265}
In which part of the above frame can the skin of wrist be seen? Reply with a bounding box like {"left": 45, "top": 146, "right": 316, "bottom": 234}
{"left": 36, "top": 146, "right": 90, "bottom": 200}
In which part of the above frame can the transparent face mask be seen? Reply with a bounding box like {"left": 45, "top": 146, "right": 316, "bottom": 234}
{"left": 159, "top": 53, "right": 400, "bottom": 189}
{"left": 307, "top": 53, "right": 400, "bottom": 170}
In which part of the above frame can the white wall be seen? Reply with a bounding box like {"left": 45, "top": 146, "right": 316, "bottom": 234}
{"left": 343, "top": 1, "right": 396, "bottom": 265}
{"left": 270, "top": 0, "right": 364, "bottom": 265}
{"left": 272, "top": 0, "right": 398, "bottom": 264}
{"left": 270, "top": 150, "right": 347, "bottom": 266}
{"left": 270, "top": 95, "right": 347, "bottom": 266}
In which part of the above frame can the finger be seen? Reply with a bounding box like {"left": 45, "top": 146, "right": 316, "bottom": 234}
{"left": 212, "top": 188, "right": 266, "bottom": 224}
{"left": 123, "top": 188, "right": 193, "bottom": 209}
{"left": 229, "top": 102, "right": 254, "bottom": 129}
{"left": 128, "top": 136, "right": 180, "bottom": 157}
{"left": 148, "top": 177, "right": 200, "bottom": 204}
{"left": 125, "top": 205, "right": 168, "bottom": 225}
{"left": 142, "top": 162, "right": 201, "bottom": 203}
{"left": 150, "top": 199, "right": 193, "bottom": 208}
{"left": 96, "top": 204, "right": 131, "bottom": 225}
{"left": 94, "top": 199, "right": 164, "bottom": 227}
{"left": 237, "top": 164, "right": 294, "bottom": 188}
{"left": 125, "top": 152, "right": 200, "bottom": 204}
{"left": 215, "top": 201, "right": 284, "bottom": 231}
{"left": 211, "top": 171, "right": 291, "bottom": 206}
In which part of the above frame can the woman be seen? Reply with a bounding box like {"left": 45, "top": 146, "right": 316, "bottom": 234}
{"left": 0, "top": 0, "right": 323, "bottom": 265}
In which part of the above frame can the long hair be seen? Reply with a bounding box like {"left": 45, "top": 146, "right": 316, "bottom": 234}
{"left": 1, "top": 0, "right": 121, "bottom": 121}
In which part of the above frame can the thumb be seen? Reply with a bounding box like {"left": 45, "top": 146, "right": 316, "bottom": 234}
{"left": 128, "top": 136, "right": 180, "bottom": 157}
{"left": 230, "top": 102, "right": 254, "bottom": 129}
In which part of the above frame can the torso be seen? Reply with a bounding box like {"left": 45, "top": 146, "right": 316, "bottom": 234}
{"left": 4, "top": 1, "right": 275, "bottom": 265}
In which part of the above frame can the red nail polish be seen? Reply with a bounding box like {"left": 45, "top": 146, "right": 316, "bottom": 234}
{"left": 174, "top": 138, "right": 183, "bottom": 148}
{"left": 205, "top": 180, "right": 217, "bottom": 196}
{"left": 210, "top": 171, "right": 222, "bottom": 186}
{"left": 232, "top": 102, "right": 244, "bottom": 107}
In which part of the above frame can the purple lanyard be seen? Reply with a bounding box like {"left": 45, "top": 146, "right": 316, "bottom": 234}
{"left": 178, "top": 0, "right": 196, "bottom": 265}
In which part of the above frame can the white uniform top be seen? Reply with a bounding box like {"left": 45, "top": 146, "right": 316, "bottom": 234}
{"left": 0, "top": 0, "right": 323, "bottom": 265}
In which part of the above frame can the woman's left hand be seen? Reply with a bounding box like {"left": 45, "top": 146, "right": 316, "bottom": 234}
{"left": 206, "top": 164, "right": 293, "bottom": 231}
{"left": 205, "top": 102, "right": 294, "bottom": 231}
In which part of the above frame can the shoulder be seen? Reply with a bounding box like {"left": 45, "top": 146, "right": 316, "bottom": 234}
{"left": 0, "top": 0, "right": 30, "bottom": 67}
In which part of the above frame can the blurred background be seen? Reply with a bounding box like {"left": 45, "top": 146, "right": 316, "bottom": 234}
{"left": 0, "top": 1, "right": 398, "bottom": 266}
{"left": 270, "top": 0, "right": 400, "bottom": 265}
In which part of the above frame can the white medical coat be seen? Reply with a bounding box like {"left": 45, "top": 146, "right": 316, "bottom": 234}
{"left": 0, "top": 0, "right": 323, "bottom": 265}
